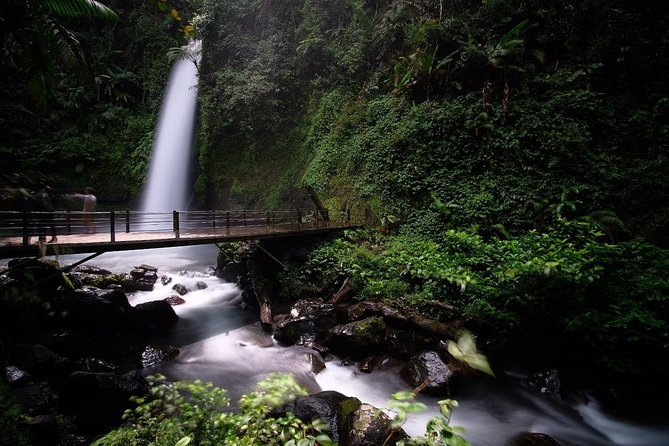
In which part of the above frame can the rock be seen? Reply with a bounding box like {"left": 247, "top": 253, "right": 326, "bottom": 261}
{"left": 129, "top": 268, "right": 145, "bottom": 279}
{"left": 10, "top": 344, "right": 59, "bottom": 374}
{"left": 60, "top": 370, "right": 148, "bottom": 433}
{"left": 141, "top": 345, "right": 180, "bottom": 368}
{"left": 164, "top": 295, "right": 186, "bottom": 306}
{"left": 130, "top": 301, "right": 179, "bottom": 332}
{"left": 349, "top": 403, "right": 408, "bottom": 446}
{"left": 217, "top": 262, "right": 247, "bottom": 283}
{"left": 274, "top": 391, "right": 361, "bottom": 445}
{"left": 160, "top": 275, "right": 172, "bottom": 286}
{"left": 96, "top": 288, "right": 131, "bottom": 310}
{"left": 195, "top": 281, "right": 208, "bottom": 290}
{"left": 6, "top": 365, "right": 33, "bottom": 387}
{"left": 134, "top": 279, "right": 155, "bottom": 292}
{"left": 171, "top": 283, "right": 189, "bottom": 296}
{"left": 21, "top": 414, "right": 60, "bottom": 446}
{"left": 71, "top": 265, "right": 112, "bottom": 275}
{"left": 274, "top": 318, "right": 315, "bottom": 346}
{"left": 523, "top": 369, "right": 561, "bottom": 396}
{"left": 326, "top": 317, "right": 386, "bottom": 358}
{"left": 507, "top": 432, "right": 563, "bottom": 446}
{"left": 400, "top": 351, "right": 459, "bottom": 395}
{"left": 79, "top": 357, "right": 119, "bottom": 373}
{"left": 37, "top": 329, "right": 94, "bottom": 358}
{"left": 13, "top": 383, "right": 56, "bottom": 415}
{"left": 6, "top": 258, "right": 66, "bottom": 297}
{"left": 136, "top": 264, "right": 158, "bottom": 273}
{"left": 307, "top": 352, "right": 326, "bottom": 374}
{"left": 55, "top": 288, "right": 129, "bottom": 333}
{"left": 386, "top": 330, "right": 431, "bottom": 360}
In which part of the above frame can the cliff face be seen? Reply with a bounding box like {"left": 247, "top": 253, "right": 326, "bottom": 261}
{"left": 198, "top": 0, "right": 668, "bottom": 240}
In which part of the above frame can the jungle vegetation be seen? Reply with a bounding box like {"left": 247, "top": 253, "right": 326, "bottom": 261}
{"left": 1, "top": 0, "right": 668, "bottom": 398}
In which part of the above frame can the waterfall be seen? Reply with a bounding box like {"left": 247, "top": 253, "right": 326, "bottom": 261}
{"left": 140, "top": 40, "right": 202, "bottom": 213}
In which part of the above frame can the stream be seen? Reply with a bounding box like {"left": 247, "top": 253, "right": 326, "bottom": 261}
{"left": 48, "top": 245, "right": 669, "bottom": 446}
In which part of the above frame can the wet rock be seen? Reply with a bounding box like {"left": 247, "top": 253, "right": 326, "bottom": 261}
{"left": 171, "top": 283, "right": 189, "bottom": 296}
{"left": 400, "top": 351, "right": 459, "bottom": 395}
{"left": 523, "top": 369, "right": 561, "bottom": 396}
{"left": 14, "top": 383, "right": 56, "bottom": 415}
{"left": 274, "top": 318, "right": 315, "bottom": 345}
{"left": 307, "top": 352, "right": 326, "bottom": 374}
{"left": 144, "top": 270, "right": 158, "bottom": 282}
{"left": 356, "top": 355, "right": 401, "bottom": 374}
{"left": 386, "top": 330, "right": 431, "bottom": 360}
{"left": 37, "top": 329, "right": 94, "bottom": 358}
{"left": 141, "top": 345, "right": 180, "bottom": 368}
{"left": 72, "top": 265, "right": 112, "bottom": 275}
{"left": 195, "top": 280, "right": 208, "bottom": 289}
{"left": 60, "top": 370, "right": 148, "bottom": 433}
{"left": 326, "top": 317, "right": 386, "bottom": 358}
{"left": 21, "top": 414, "right": 60, "bottom": 446}
{"left": 274, "top": 391, "right": 361, "bottom": 445}
{"left": 56, "top": 288, "right": 129, "bottom": 333}
{"left": 349, "top": 403, "right": 408, "bottom": 446}
{"left": 136, "top": 264, "right": 158, "bottom": 273}
{"left": 134, "top": 279, "right": 155, "bottom": 292}
{"left": 130, "top": 301, "right": 179, "bottom": 332}
{"left": 164, "top": 295, "right": 186, "bottom": 306}
{"left": 6, "top": 365, "right": 32, "bottom": 387}
{"left": 129, "top": 268, "right": 145, "bottom": 279}
{"left": 10, "top": 344, "right": 59, "bottom": 374}
{"left": 96, "top": 288, "right": 131, "bottom": 310}
{"left": 79, "top": 357, "right": 119, "bottom": 373}
{"left": 507, "top": 432, "right": 563, "bottom": 446}
{"left": 160, "top": 275, "right": 172, "bottom": 286}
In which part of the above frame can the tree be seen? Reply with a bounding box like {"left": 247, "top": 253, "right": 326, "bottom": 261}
{"left": 0, "top": 0, "right": 118, "bottom": 108}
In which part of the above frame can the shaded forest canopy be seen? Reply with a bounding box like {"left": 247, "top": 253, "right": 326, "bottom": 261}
{"left": 1, "top": 0, "right": 668, "bottom": 382}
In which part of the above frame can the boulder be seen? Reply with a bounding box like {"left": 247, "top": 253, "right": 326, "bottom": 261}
{"left": 326, "top": 317, "right": 386, "bottom": 358}
{"left": 386, "top": 330, "right": 431, "bottom": 360}
{"left": 55, "top": 288, "right": 129, "bottom": 333}
{"left": 79, "top": 357, "right": 119, "bottom": 373}
{"left": 273, "top": 318, "right": 315, "bottom": 346}
{"left": 306, "top": 352, "right": 326, "bottom": 374}
{"left": 160, "top": 275, "right": 172, "bottom": 286}
{"left": 195, "top": 281, "right": 208, "bottom": 290}
{"left": 6, "top": 365, "right": 33, "bottom": 387}
{"left": 60, "top": 370, "right": 148, "bottom": 433}
{"left": 71, "top": 265, "right": 112, "bottom": 275}
{"left": 141, "top": 345, "right": 180, "bottom": 368}
{"left": 356, "top": 356, "right": 401, "bottom": 374}
{"left": 37, "top": 329, "right": 94, "bottom": 358}
{"left": 522, "top": 369, "right": 561, "bottom": 396}
{"left": 21, "top": 414, "right": 61, "bottom": 446}
{"left": 13, "top": 383, "right": 56, "bottom": 415}
{"left": 171, "top": 283, "right": 189, "bottom": 296}
{"left": 400, "top": 351, "right": 459, "bottom": 395}
{"left": 275, "top": 391, "right": 361, "bottom": 445}
{"left": 129, "top": 301, "right": 179, "bottom": 332}
{"left": 10, "top": 344, "right": 59, "bottom": 374}
{"left": 164, "top": 295, "right": 186, "bottom": 306}
{"left": 507, "top": 432, "right": 563, "bottom": 446}
{"left": 349, "top": 403, "right": 408, "bottom": 446}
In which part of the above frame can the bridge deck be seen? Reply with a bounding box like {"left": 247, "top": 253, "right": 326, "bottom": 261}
{"left": 0, "top": 209, "right": 363, "bottom": 258}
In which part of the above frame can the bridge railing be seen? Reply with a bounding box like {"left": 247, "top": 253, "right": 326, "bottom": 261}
{"left": 0, "top": 208, "right": 359, "bottom": 247}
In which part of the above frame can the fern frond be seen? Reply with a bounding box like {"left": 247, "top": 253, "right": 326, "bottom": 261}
{"left": 42, "top": 0, "right": 118, "bottom": 20}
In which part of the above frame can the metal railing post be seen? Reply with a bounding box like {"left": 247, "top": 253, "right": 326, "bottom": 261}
{"left": 173, "top": 211, "right": 180, "bottom": 238}
{"left": 226, "top": 211, "right": 230, "bottom": 236}
{"left": 110, "top": 211, "right": 116, "bottom": 242}
{"left": 125, "top": 210, "right": 130, "bottom": 233}
{"left": 242, "top": 210, "right": 247, "bottom": 228}
{"left": 266, "top": 211, "right": 270, "bottom": 233}
{"left": 66, "top": 211, "right": 72, "bottom": 235}
{"left": 22, "top": 211, "right": 29, "bottom": 247}
{"left": 297, "top": 208, "right": 302, "bottom": 230}
{"left": 212, "top": 210, "right": 216, "bottom": 229}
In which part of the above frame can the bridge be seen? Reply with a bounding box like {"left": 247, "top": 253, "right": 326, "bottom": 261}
{"left": 0, "top": 208, "right": 364, "bottom": 259}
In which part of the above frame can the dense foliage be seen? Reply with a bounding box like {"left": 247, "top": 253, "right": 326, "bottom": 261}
{"left": 281, "top": 226, "right": 669, "bottom": 379}
{"left": 93, "top": 373, "right": 334, "bottom": 446}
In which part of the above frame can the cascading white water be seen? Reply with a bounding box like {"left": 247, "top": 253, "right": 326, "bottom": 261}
{"left": 140, "top": 40, "right": 202, "bottom": 213}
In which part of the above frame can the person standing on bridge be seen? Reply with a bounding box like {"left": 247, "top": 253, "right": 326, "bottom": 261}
{"left": 70, "top": 187, "right": 97, "bottom": 234}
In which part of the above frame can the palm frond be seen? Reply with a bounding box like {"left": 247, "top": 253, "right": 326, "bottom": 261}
{"left": 48, "top": 18, "right": 88, "bottom": 74}
{"left": 42, "top": 0, "right": 118, "bottom": 20}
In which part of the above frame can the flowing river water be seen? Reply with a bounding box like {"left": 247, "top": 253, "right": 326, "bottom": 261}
{"left": 46, "top": 246, "right": 669, "bottom": 446}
